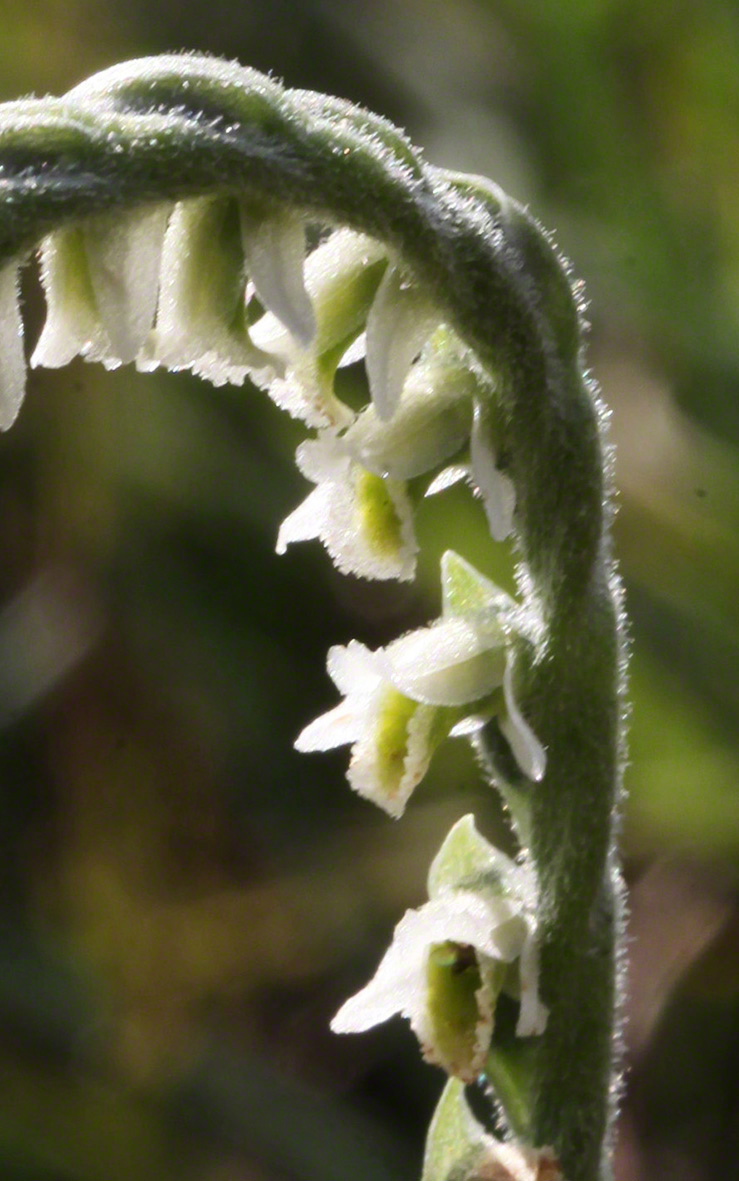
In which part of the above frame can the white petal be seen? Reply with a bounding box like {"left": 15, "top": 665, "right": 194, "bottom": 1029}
{"left": 500, "top": 658, "right": 547, "bottom": 782}
{"left": 365, "top": 264, "right": 439, "bottom": 420}
{"left": 295, "top": 642, "right": 382, "bottom": 752}
{"left": 0, "top": 262, "right": 26, "bottom": 430}
{"left": 327, "top": 640, "right": 383, "bottom": 697}
{"left": 83, "top": 204, "right": 169, "bottom": 363}
{"left": 425, "top": 465, "right": 469, "bottom": 496}
{"left": 470, "top": 401, "right": 515, "bottom": 541}
{"left": 331, "top": 891, "right": 519, "bottom": 1034}
{"left": 515, "top": 925, "right": 548, "bottom": 1037}
{"left": 294, "top": 700, "right": 365, "bottom": 752}
{"left": 260, "top": 361, "right": 354, "bottom": 429}
{"left": 294, "top": 434, "right": 350, "bottom": 483}
{"left": 275, "top": 484, "right": 328, "bottom": 553}
{"left": 384, "top": 617, "right": 506, "bottom": 706}
{"left": 240, "top": 206, "right": 315, "bottom": 346}
{"left": 448, "top": 714, "right": 489, "bottom": 738}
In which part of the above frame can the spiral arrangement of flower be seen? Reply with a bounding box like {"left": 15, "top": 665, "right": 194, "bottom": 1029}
{"left": 0, "top": 55, "right": 627, "bottom": 1181}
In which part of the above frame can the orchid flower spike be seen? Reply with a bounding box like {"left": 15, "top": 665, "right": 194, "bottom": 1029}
{"left": 32, "top": 204, "right": 169, "bottom": 371}
{"left": 295, "top": 551, "right": 545, "bottom": 816}
{"left": 332, "top": 816, "right": 548, "bottom": 1082}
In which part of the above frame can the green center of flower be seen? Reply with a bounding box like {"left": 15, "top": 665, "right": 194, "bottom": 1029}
{"left": 374, "top": 687, "right": 419, "bottom": 797}
{"left": 354, "top": 468, "right": 404, "bottom": 558}
{"left": 426, "top": 941, "right": 483, "bottom": 1074}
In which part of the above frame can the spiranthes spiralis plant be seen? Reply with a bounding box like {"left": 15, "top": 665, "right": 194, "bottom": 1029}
{"left": 0, "top": 54, "right": 627, "bottom": 1181}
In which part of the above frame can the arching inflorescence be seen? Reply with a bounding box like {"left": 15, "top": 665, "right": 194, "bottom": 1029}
{"left": 0, "top": 55, "right": 626, "bottom": 1181}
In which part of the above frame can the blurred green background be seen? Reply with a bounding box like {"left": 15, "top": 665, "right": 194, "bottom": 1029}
{"left": 0, "top": 2, "right": 737, "bottom": 1179}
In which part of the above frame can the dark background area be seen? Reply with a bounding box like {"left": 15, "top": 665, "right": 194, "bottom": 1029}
{"left": 1, "top": 2, "right": 738, "bottom": 1179}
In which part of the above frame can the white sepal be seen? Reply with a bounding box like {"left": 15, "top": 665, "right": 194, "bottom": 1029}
{"left": 427, "top": 814, "right": 519, "bottom": 900}
{"left": 470, "top": 400, "right": 516, "bottom": 541}
{"left": 382, "top": 616, "right": 507, "bottom": 707}
{"left": 440, "top": 550, "right": 517, "bottom": 622}
{"left": 516, "top": 925, "right": 549, "bottom": 1038}
{"left": 276, "top": 433, "right": 417, "bottom": 582}
{"left": 365, "top": 263, "right": 440, "bottom": 421}
{"left": 0, "top": 261, "right": 26, "bottom": 431}
{"left": 425, "top": 465, "right": 468, "bottom": 496}
{"left": 84, "top": 204, "right": 169, "bottom": 363}
{"left": 337, "top": 331, "right": 366, "bottom": 367}
{"left": 239, "top": 205, "right": 315, "bottom": 346}
{"left": 499, "top": 657, "right": 547, "bottom": 783}
{"left": 425, "top": 403, "right": 515, "bottom": 543}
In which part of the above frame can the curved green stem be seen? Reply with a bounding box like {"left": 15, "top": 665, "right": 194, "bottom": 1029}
{"left": 0, "top": 55, "right": 626, "bottom": 1181}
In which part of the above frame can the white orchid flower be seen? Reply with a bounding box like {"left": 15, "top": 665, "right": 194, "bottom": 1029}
{"left": 294, "top": 639, "right": 445, "bottom": 818}
{"left": 276, "top": 432, "right": 418, "bottom": 583}
{"left": 32, "top": 204, "right": 169, "bottom": 371}
{"left": 332, "top": 816, "right": 548, "bottom": 1081}
{"left": 140, "top": 195, "right": 279, "bottom": 387}
{"left": 251, "top": 228, "right": 388, "bottom": 428}
{"left": 294, "top": 612, "right": 509, "bottom": 816}
{"left": 295, "top": 552, "right": 546, "bottom": 815}
{"left": 341, "top": 329, "right": 480, "bottom": 479}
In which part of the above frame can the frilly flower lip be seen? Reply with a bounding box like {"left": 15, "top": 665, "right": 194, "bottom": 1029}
{"left": 295, "top": 552, "right": 546, "bottom": 816}
{"left": 276, "top": 433, "right": 418, "bottom": 583}
{"left": 331, "top": 816, "right": 547, "bottom": 1082}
